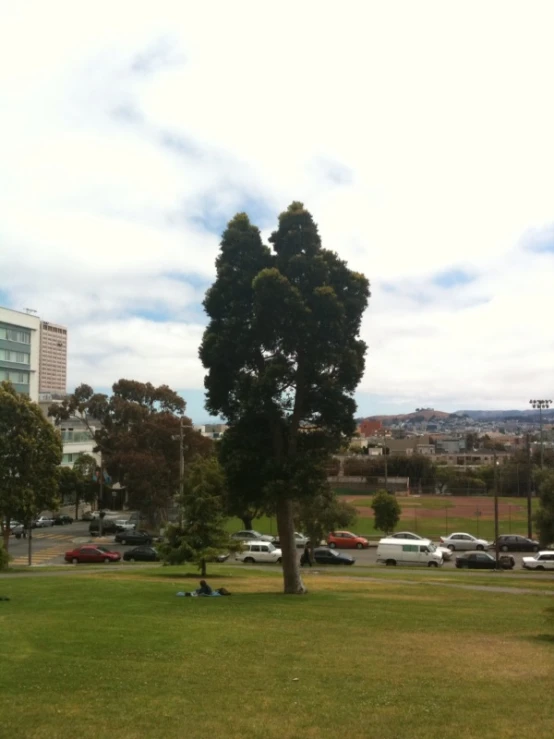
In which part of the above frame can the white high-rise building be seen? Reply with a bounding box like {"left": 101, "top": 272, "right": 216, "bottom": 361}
{"left": 0, "top": 307, "right": 40, "bottom": 401}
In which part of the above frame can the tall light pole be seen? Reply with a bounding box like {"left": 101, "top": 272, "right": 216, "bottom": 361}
{"left": 493, "top": 451, "right": 499, "bottom": 569}
{"left": 529, "top": 399, "right": 552, "bottom": 468}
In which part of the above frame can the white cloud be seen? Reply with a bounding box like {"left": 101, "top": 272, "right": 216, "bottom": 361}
{"left": 1, "top": 0, "right": 554, "bottom": 415}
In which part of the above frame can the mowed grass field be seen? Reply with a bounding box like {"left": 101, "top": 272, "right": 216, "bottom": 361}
{"left": 226, "top": 495, "right": 539, "bottom": 540}
{"left": 1, "top": 566, "right": 553, "bottom": 739}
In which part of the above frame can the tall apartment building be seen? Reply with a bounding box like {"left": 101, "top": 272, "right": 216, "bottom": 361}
{"left": 39, "top": 321, "right": 68, "bottom": 394}
{"left": 0, "top": 306, "right": 40, "bottom": 401}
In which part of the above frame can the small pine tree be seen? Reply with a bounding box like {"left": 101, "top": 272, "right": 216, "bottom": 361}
{"left": 371, "top": 490, "right": 401, "bottom": 535}
{"left": 158, "top": 455, "right": 233, "bottom": 576}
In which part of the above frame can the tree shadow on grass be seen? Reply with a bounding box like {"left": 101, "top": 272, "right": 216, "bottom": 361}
{"left": 530, "top": 634, "right": 554, "bottom": 645}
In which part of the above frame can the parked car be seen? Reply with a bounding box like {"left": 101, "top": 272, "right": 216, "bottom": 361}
{"left": 5, "top": 520, "right": 25, "bottom": 538}
{"left": 377, "top": 538, "right": 443, "bottom": 567}
{"left": 272, "top": 532, "right": 309, "bottom": 548}
{"left": 114, "top": 530, "right": 153, "bottom": 546}
{"left": 440, "top": 533, "right": 490, "bottom": 551}
{"left": 327, "top": 531, "right": 369, "bottom": 549}
{"left": 115, "top": 519, "right": 136, "bottom": 532}
{"left": 65, "top": 545, "right": 121, "bottom": 564}
{"left": 455, "top": 551, "right": 515, "bottom": 570}
{"left": 53, "top": 514, "right": 74, "bottom": 526}
{"left": 522, "top": 552, "right": 554, "bottom": 570}
{"left": 389, "top": 531, "right": 453, "bottom": 560}
{"left": 89, "top": 519, "right": 118, "bottom": 535}
{"left": 313, "top": 548, "right": 355, "bottom": 566}
{"left": 123, "top": 545, "right": 159, "bottom": 562}
{"left": 230, "top": 529, "right": 275, "bottom": 543}
{"left": 80, "top": 511, "right": 96, "bottom": 521}
{"left": 33, "top": 516, "right": 55, "bottom": 528}
{"left": 235, "top": 541, "right": 282, "bottom": 564}
{"left": 493, "top": 535, "right": 540, "bottom": 553}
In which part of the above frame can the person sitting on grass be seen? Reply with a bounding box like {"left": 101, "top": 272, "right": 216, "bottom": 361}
{"left": 196, "top": 579, "right": 213, "bottom": 596}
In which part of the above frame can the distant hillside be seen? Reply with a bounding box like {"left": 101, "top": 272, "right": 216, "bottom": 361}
{"left": 458, "top": 409, "right": 554, "bottom": 421}
{"left": 361, "top": 409, "right": 453, "bottom": 422}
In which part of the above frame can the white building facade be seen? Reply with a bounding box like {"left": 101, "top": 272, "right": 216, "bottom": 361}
{"left": 0, "top": 307, "right": 40, "bottom": 401}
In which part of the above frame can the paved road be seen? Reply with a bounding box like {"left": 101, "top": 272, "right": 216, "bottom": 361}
{"left": 5, "top": 519, "right": 137, "bottom": 565}
{"left": 2, "top": 523, "right": 545, "bottom": 575}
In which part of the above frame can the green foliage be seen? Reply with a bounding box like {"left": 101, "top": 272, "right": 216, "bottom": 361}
{"left": 50, "top": 380, "right": 212, "bottom": 522}
{"left": 371, "top": 490, "right": 401, "bottom": 534}
{"left": 200, "top": 204, "right": 370, "bottom": 592}
{"left": 534, "top": 470, "right": 554, "bottom": 547}
{"left": 294, "top": 487, "right": 357, "bottom": 551}
{"left": 0, "top": 381, "right": 62, "bottom": 552}
{"left": 157, "top": 455, "right": 235, "bottom": 575}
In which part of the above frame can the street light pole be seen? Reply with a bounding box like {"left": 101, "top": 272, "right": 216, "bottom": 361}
{"left": 526, "top": 433, "right": 533, "bottom": 539}
{"left": 493, "top": 452, "right": 499, "bottom": 569}
{"left": 530, "top": 399, "right": 552, "bottom": 469}
{"left": 382, "top": 426, "right": 388, "bottom": 491}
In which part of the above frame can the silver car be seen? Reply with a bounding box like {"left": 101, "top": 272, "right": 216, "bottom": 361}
{"left": 230, "top": 529, "right": 275, "bottom": 543}
{"left": 440, "top": 532, "right": 490, "bottom": 551}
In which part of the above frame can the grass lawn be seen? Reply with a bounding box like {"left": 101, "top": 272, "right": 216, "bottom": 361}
{"left": 1, "top": 568, "right": 554, "bottom": 739}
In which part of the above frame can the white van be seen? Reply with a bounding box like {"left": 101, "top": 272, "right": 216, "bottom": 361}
{"left": 235, "top": 541, "right": 282, "bottom": 564}
{"left": 376, "top": 537, "right": 443, "bottom": 567}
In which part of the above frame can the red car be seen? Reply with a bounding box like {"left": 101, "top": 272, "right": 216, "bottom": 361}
{"left": 64, "top": 545, "right": 121, "bottom": 564}
{"left": 327, "top": 531, "right": 369, "bottom": 549}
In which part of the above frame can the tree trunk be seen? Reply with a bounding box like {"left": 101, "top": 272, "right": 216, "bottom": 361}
{"left": 75, "top": 494, "right": 80, "bottom": 523}
{"left": 2, "top": 528, "right": 9, "bottom": 555}
{"left": 241, "top": 515, "right": 253, "bottom": 530}
{"left": 201, "top": 558, "right": 207, "bottom": 578}
{"left": 276, "top": 497, "right": 306, "bottom": 594}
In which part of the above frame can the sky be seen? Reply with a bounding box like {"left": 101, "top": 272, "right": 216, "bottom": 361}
{"left": 1, "top": 1, "right": 554, "bottom": 422}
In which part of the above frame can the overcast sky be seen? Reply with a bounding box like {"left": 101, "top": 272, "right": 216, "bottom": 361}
{"left": 1, "top": 1, "right": 554, "bottom": 421}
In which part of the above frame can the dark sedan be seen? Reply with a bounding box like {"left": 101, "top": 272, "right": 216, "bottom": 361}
{"left": 493, "top": 535, "right": 539, "bottom": 553}
{"left": 123, "top": 546, "right": 159, "bottom": 562}
{"left": 455, "top": 551, "right": 515, "bottom": 570}
{"left": 53, "top": 514, "right": 74, "bottom": 526}
{"left": 313, "top": 548, "right": 355, "bottom": 566}
{"left": 115, "top": 530, "right": 153, "bottom": 546}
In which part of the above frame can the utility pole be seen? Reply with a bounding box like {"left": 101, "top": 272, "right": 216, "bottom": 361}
{"left": 493, "top": 451, "right": 499, "bottom": 569}
{"left": 526, "top": 433, "right": 533, "bottom": 539}
{"left": 382, "top": 426, "right": 388, "bottom": 491}
{"left": 530, "top": 399, "right": 552, "bottom": 468}
{"left": 99, "top": 460, "right": 104, "bottom": 537}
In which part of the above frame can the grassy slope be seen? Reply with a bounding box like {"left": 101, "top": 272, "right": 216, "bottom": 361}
{"left": 1, "top": 568, "right": 553, "bottom": 739}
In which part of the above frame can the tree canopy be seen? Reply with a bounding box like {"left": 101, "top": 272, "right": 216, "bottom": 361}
{"left": 50, "top": 380, "right": 212, "bottom": 523}
{"left": 534, "top": 470, "right": 554, "bottom": 547}
{"left": 200, "top": 203, "right": 370, "bottom": 593}
{"left": 0, "top": 381, "right": 62, "bottom": 552}
{"left": 371, "top": 490, "right": 401, "bottom": 535}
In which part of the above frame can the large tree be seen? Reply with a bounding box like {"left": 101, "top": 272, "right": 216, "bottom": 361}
{"left": 50, "top": 380, "right": 212, "bottom": 524}
{"left": 200, "top": 203, "right": 369, "bottom": 593}
{"left": 0, "top": 382, "right": 62, "bottom": 553}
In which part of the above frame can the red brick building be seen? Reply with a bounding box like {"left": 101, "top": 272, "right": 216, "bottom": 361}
{"left": 358, "top": 419, "right": 383, "bottom": 437}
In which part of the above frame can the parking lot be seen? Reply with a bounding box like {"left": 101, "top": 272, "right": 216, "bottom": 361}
{"left": 4, "top": 520, "right": 538, "bottom": 571}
